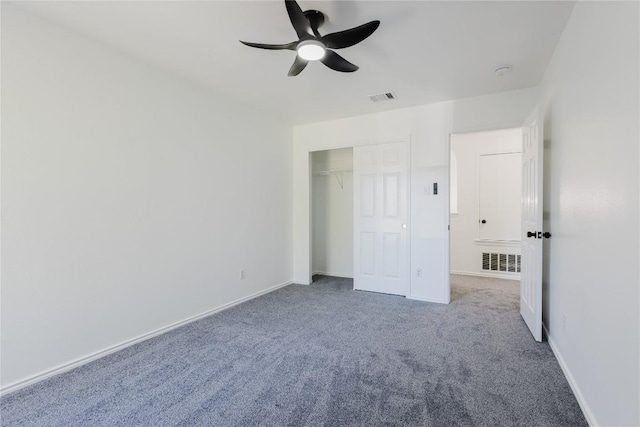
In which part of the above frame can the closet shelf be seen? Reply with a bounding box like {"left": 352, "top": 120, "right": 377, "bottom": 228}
{"left": 313, "top": 169, "right": 352, "bottom": 189}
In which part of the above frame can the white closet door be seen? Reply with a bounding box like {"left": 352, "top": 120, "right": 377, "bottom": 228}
{"left": 353, "top": 142, "right": 409, "bottom": 296}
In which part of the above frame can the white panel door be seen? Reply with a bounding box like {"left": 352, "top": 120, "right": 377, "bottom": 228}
{"left": 353, "top": 142, "right": 409, "bottom": 296}
{"left": 521, "top": 107, "right": 543, "bottom": 342}
{"left": 479, "top": 152, "right": 523, "bottom": 241}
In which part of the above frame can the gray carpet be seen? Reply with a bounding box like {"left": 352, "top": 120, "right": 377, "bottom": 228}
{"left": 1, "top": 275, "right": 586, "bottom": 426}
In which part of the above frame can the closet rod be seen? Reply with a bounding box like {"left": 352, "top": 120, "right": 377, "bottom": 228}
{"left": 313, "top": 169, "right": 353, "bottom": 175}
{"left": 313, "top": 169, "right": 352, "bottom": 189}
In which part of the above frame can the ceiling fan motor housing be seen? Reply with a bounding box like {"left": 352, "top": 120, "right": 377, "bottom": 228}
{"left": 304, "top": 10, "right": 325, "bottom": 32}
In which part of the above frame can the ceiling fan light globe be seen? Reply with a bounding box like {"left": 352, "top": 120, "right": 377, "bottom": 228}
{"left": 297, "top": 40, "right": 326, "bottom": 61}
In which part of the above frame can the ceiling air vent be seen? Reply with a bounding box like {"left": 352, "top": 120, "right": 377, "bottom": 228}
{"left": 369, "top": 91, "right": 397, "bottom": 103}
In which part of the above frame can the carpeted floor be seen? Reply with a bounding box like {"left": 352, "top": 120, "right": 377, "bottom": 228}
{"left": 1, "top": 275, "right": 586, "bottom": 426}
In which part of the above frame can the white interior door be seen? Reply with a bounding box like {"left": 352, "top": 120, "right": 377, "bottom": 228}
{"left": 521, "top": 107, "right": 543, "bottom": 342}
{"left": 478, "top": 152, "right": 522, "bottom": 241}
{"left": 353, "top": 142, "right": 409, "bottom": 296}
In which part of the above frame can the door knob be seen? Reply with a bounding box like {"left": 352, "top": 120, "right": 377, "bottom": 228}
{"left": 402, "top": 223, "right": 407, "bottom": 229}
{"left": 527, "top": 231, "right": 537, "bottom": 238}
{"left": 480, "top": 219, "right": 486, "bottom": 224}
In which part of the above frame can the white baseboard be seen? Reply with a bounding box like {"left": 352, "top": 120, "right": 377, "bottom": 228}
{"left": 407, "top": 295, "right": 448, "bottom": 304}
{"left": 543, "top": 323, "right": 598, "bottom": 427}
{"left": 312, "top": 271, "right": 353, "bottom": 279}
{"left": 450, "top": 270, "right": 520, "bottom": 281}
{"left": 0, "top": 280, "right": 293, "bottom": 396}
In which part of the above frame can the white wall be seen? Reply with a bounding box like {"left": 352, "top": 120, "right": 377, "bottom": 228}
{"left": 293, "top": 87, "right": 539, "bottom": 303}
{"left": 311, "top": 148, "right": 353, "bottom": 278}
{"left": 538, "top": 2, "right": 639, "bottom": 425}
{"left": 1, "top": 5, "right": 292, "bottom": 390}
{"left": 450, "top": 128, "right": 522, "bottom": 279}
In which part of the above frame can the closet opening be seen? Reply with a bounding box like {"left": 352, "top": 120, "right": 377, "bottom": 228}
{"left": 311, "top": 148, "right": 354, "bottom": 282}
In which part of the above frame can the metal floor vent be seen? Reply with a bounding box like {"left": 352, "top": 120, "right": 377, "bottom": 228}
{"left": 369, "top": 91, "right": 397, "bottom": 102}
{"left": 482, "top": 252, "right": 521, "bottom": 273}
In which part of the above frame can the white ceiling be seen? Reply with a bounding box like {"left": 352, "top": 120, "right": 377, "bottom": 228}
{"left": 16, "top": 1, "right": 576, "bottom": 125}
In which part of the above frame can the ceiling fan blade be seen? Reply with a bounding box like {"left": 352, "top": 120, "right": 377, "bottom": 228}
{"left": 321, "top": 21, "right": 380, "bottom": 49}
{"left": 239, "top": 41, "right": 298, "bottom": 50}
{"left": 285, "top": 0, "right": 312, "bottom": 40}
{"left": 288, "top": 55, "right": 309, "bottom": 76}
{"left": 320, "top": 50, "right": 359, "bottom": 73}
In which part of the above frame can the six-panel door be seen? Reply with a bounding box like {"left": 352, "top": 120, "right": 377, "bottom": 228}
{"left": 353, "top": 142, "right": 409, "bottom": 296}
{"left": 521, "top": 108, "right": 543, "bottom": 342}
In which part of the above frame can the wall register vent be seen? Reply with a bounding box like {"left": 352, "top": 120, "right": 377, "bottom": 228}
{"left": 482, "top": 253, "right": 521, "bottom": 273}
{"left": 369, "top": 91, "right": 397, "bottom": 102}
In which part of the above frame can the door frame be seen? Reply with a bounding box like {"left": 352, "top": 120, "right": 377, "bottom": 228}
{"left": 447, "top": 127, "right": 525, "bottom": 295}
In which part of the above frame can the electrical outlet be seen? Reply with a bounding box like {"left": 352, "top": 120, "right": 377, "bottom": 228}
{"left": 416, "top": 268, "right": 423, "bottom": 278}
{"left": 240, "top": 269, "right": 245, "bottom": 280}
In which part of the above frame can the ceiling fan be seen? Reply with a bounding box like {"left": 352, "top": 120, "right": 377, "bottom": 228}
{"left": 239, "top": 0, "right": 380, "bottom": 77}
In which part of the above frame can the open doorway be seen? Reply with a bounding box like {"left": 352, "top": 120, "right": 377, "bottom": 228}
{"left": 311, "top": 148, "right": 354, "bottom": 281}
{"left": 449, "top": 128, "right": 523, "bottom": 301}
